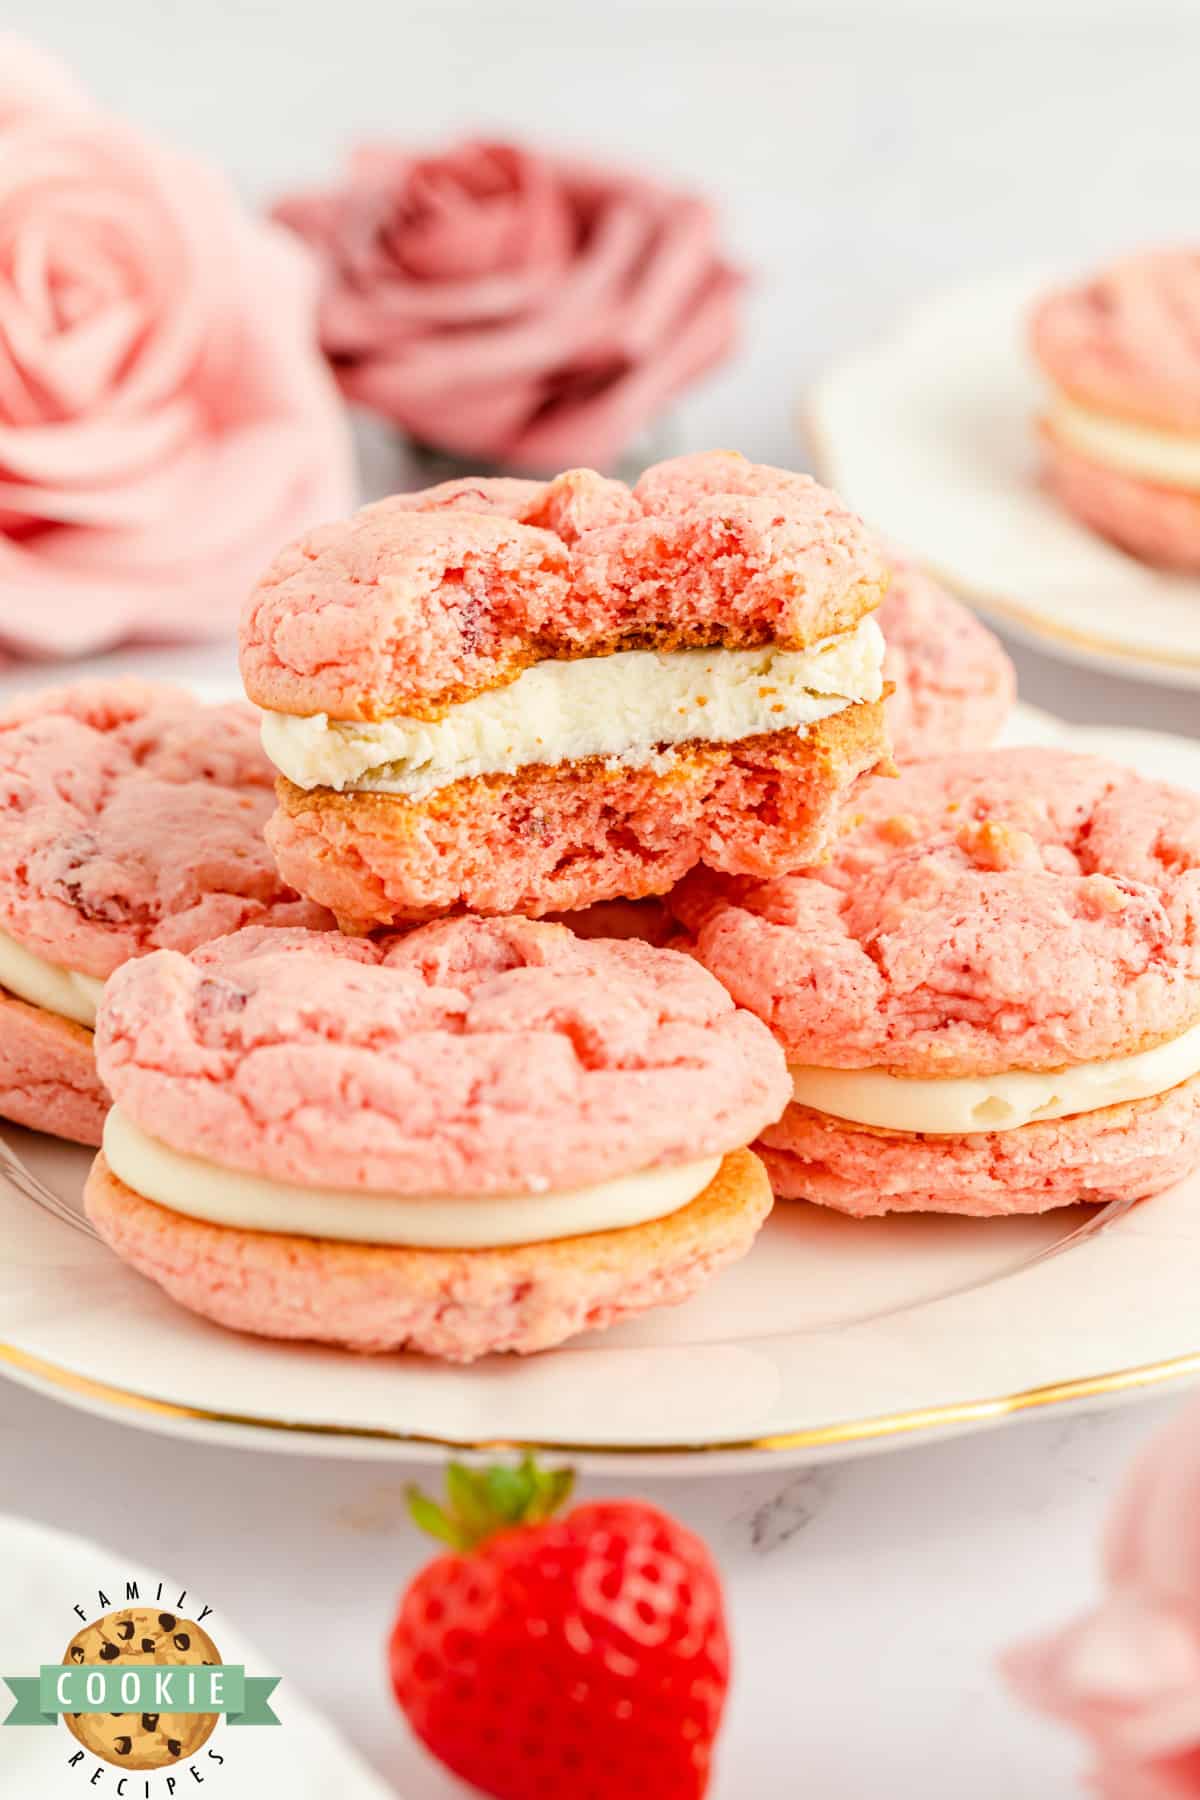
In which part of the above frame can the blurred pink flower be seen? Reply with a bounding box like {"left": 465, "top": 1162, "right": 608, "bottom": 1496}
{"left": 0, "top": 35, "right": 86, "bottom": 124}
{"left": 1004, "top": 1399, "right": 1200, "bottom": 1797}
{"left": 274, "top": 138, "right": 742, "bottom": 473}
{"left": 0, "top": 37, "right": 354, "bottom": 657}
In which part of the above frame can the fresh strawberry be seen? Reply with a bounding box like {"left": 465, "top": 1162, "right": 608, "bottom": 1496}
{"left": 389, "top": 1457, "right": 729, "bottom": 1799}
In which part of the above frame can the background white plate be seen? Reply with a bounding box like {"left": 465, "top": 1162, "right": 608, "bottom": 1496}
{"left": 808, "top": 269, "right": 1200, "bottom": 689}
{"left": 3, "top": 708, "right": 1200, "bottom": 1476}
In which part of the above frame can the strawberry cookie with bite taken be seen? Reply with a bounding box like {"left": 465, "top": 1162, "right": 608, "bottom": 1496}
{"left": 242, "top": 450, "right": 891, "bottom": 928}
{"left": 0, "top": 680, "right": 327, "bottom": 1144}
{"left": 673, "top": 748, "right": 1200, "bottom": 1216}
{"left": 85, "top": 914, "right": 788, "bottom": 1358}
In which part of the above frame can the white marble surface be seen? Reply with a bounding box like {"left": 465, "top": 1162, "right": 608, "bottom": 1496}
{"left": 3, "top": 2, "right": 1200, "bottom": 1794}
{"left": 0, "top": 1378, "right": 1187, "bottom": 1797}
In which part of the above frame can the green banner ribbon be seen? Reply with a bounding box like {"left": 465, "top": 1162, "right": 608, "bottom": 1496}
{"left": 1, "top": 1679, "right": 50, "bottom": 1728}
{"left": 3, "top": 1667, "right": 280, "bottom": 1726}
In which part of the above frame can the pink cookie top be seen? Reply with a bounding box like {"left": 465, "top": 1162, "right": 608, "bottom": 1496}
{"left": 95, "top": 916, "right": 791, "bottom": 1194}
{"left": 672, "top": 749, "right": 1200, "bottom": 1076}
{"left": 1031, "top": 250, "right": 1200, "bottom": 432}
{"left": 0, "top": 681, "right": 328, "bottom": 978}
{"left": 879, "top": 555, "right": 1014, "bottom": 761}
{"left": 240, "top": 450, "right": 886, "bottom": 720}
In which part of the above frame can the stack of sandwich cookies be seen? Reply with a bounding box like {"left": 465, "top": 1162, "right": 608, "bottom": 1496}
{"left": 1032, "top": 250, "right": 1200, "bottom": 570}
{"left": 0, "top": 682, "right": 328, "bottom": 1145}
{"left": 877, "top": 551, "right": 1015, "bottom": 762}
{"left": 85, "top": 916, "right": 789, "bottom": 1358}
{"left": 242, "top": 451, "right": 891, "bottom": 927}
{"left": 672, "top": 749, "right": 1200, "bottom": 1216}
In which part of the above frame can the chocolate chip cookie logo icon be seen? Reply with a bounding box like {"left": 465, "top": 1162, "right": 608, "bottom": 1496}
{"left": 2, "top": 1587, "right": 281, "bottom": 1783}
{"left": 60, "top": 1609, "right": 223, "bottom": 1772}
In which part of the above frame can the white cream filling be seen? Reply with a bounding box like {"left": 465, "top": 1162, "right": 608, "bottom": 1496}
{"left": 102, "top": 1108, "right": 720, "bottom": 1249}
{"left": 1048, "top": 391, "right": 1200, "bottom": 492}
{"left": 0, "top": 927, "right": 105, "bottom": 1028}
{"left": 789, "top": 1017, "right": 1200, "bottom": 1136}
{"left": 260, "top": 618, "right": 885, "bottom": 798}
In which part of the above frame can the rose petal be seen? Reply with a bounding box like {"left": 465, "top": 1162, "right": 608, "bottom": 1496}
{"left": 0, "top": 315, "right": 45, "bottom": 427}
{"left": 1106, "top": 1406, "right": 1200, "bottom": 1611}
{"left": 605, "top": 198, "right": 725, "bottom": 357}
{"left": 344, "top": 199, "right": 647, "bottom": 402}
{"left": 1004, "top": 1398, "right": 1200, "bottom": 1800}
{"left": 1003, "top": 1602, "right": 1200, "bottom": 1764}
{"left": 0, "top": 282, "right": 145, "bottom": 417}
{"left": 0, "top": 36, "right": 91, "bottom": 128}
{"left": 0, "top": 400, "right": 197, "bottom": 491}
{"left": 342, "top": 365, "right": 543, "bottom": 460}
{"left": 0, "top": 408, "right": 349, "bottom": 653}
{"left": 316, "top": 257, "right": 568, "bottom": 341}
{"left": 510, "top": 265, "right": 742, "bottom": 469}
{"left": 1094, "top": 1752, "right": 1200, "bottom": 1800}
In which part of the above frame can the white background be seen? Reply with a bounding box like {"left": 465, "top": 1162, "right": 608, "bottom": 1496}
{"left": 9, "top": 0, "right": 1200, "bottom": 728}
{"left": 3, "top": 3, "right": 1200, "bottom": 1794}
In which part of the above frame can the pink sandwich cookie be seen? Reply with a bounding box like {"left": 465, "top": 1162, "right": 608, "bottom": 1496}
{"left": 0, "top": 681, "right": 328, "bottom": 1145}
{"left": 85, "top": 916, "right": 788, "bottom": 1358}
{"left": 878, "top": 552, "right": 1014, "bottom": 761}
{"left": 241, "top": 450, "right": 892, "bottom": 928}
{"left": 1032, "top": 250, "right": 1200, "bottom": 569}
{"left": 672, "top": 748, "right": 1200, "bottom": 1217}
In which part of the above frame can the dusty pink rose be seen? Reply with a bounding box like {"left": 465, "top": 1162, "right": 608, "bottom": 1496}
{"left": 1004, "top": 1398, "right": 1200, "bottom": 1797}
{"left": 0, "top": 37, "right": 354, "bottom": 656}
{"left": 274, "top": 138, "right": 742, "bottom": 473}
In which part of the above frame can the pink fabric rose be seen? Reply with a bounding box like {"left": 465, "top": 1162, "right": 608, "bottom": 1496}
{"left": 274, "top": 138, "right": 742, "bottom": 473}
{"left": 0, "top": 38, "right": 354, "bottom": 656}
{"left": 1005, "top": 1398, "right": 1200, "bottom": 1797}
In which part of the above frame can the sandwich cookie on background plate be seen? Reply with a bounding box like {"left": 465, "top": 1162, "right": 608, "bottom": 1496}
{"left": 0, "top": 681, "right": 328, "bottom": 1145}
{"left": 84, "top": 915, "right": 790, "bottom": 1359}
{"left": 671, "top": 748, "right": 1200, "bottom": 1216}
{"left": 1032, "top": 249, "right": 1200, "bottom": 570}
{"left": 241, "top": 450, "right": 892, "bottom": 928}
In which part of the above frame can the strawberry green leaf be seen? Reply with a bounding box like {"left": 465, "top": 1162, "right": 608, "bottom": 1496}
{"left": 406, "top": 1486, "right": 470, "bottom": 1551}
{"left": 408, "top": 1457, "right": 576, "bottom": 1550}
{"left": 446, "top": 1462, "right": 497, "bottom": 1541}
{"left": 485, "top": 1461, "right": 536, "bottom": 1522}
{"left": 530, "top": 1466, "right": 576, "bottom": 1523}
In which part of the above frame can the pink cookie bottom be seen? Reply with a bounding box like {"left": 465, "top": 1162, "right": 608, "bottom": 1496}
{"left": 0, "top": 988, "right": 106, "bottom": 1145}
{"left": 269, "top": 706, "right": 889, "bottom": 928}
{"left": 1043, "top": 436, "right": 1200, "bottom": 572}
{"left": 84, "top": 1148, "right": 772, "bottom": 1360}
{"left": 758, "top": 1076, "right": 1200, "bottom": 1217}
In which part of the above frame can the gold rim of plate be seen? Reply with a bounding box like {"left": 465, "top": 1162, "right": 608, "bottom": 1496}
{"left": 2, "top": 1338, "right": 1197, "bottom": 1459}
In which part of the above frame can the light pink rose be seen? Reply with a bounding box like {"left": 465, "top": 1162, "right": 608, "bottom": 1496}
{"left": 0, "top": 37, "right": 354, "bottom": 656}
{"left": 0, "top": 36, "right": 85, "bottom": 124}
{"left": 1004, "top": 1399, "right": 1200, "bottom": 1797}
{"left": 274, "top": 138, "right": 742, "bottom": 473}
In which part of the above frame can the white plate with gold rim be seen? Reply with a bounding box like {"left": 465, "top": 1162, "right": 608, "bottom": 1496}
{"left": 807, "top": 269, "right": 1200, "bottom": 689}
{"left": 2, "top": 707, "right": 1200, "bottom": 1476}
